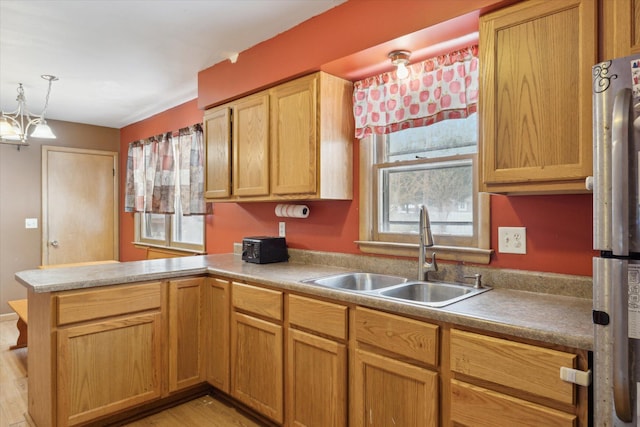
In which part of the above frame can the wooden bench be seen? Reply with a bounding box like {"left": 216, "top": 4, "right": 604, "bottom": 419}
{"left": 7, "top": 299, "right": 28, "bottom": 350}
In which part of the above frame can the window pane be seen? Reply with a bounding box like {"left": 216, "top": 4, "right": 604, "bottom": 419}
{"left": 386, "top": 114, "right": 478, "bottom": 161}
{"left": 380, "top": 159, "right": 473, "bottom": 236}
{"left": 142, "top": 213, "right": 166, "bottom": 240}
{"left": 172, "top": 214, "right": 204, "bottom": 245}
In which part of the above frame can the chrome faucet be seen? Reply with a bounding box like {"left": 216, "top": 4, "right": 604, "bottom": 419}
{"left": 418, "top": 205, "right": 438, "bottom": 281}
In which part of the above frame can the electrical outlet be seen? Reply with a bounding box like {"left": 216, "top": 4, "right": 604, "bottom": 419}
{"left": 498, "top": 227, "right": 526, "bottom": 254}
{"left": 279, "top": 222, "right": 286, "bottom": 237}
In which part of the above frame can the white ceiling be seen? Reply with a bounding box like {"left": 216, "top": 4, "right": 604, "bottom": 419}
{"left": 0, "top": 0, "right": 346, "bottom": 129}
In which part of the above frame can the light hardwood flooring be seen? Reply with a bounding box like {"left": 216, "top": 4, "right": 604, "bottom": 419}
{"left": 0, "top": 318, "right": 29, "bottom": 427}
{"left": 0, "top": 319, "right": 263, "bottom": 427}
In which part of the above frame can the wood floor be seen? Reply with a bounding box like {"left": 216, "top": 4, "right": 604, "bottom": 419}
{"left": 0, "top": 319, "right": 263, "bottom": 427}
{"left": 0, "top": 318, "right": 29, "bottom": 427}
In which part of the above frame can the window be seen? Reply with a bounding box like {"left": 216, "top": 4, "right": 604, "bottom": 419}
{"left": 358, "top": 112, "right": 491, "bottom": 263}
{"left": 137, "top": 208, "right": 205, "bottom": 252}
{"left": 128, "top": 125, "right": 206, "bottom": 253}
{"left": 135, "top": 173, "right": 206, "bottom": 252}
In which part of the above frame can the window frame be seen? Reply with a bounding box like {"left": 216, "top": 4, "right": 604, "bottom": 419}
{"left": 134, "top": 211, "right": 205, "bottom": 253}
{"left": 356, "top": 134, "right": 492, "bottom": 264}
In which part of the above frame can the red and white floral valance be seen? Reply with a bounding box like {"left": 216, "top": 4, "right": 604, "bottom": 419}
{"left": 353, "top": 45, "right": 479, "bottom": 139}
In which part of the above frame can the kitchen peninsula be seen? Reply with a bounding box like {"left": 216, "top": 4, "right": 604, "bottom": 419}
{"left": 17, "top": 252, "right": 593, "bottom": 427}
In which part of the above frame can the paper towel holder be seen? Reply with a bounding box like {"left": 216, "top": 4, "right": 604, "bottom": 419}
{"left": 275, "top": 204, "right": 310, "bottom": 218}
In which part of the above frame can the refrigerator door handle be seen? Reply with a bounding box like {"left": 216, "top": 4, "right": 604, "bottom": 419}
{"left": 611, "top": 88, "right": 632, "bottom": 256}
{"left": 612, "top": 259, "right": 633, "bottom": 422}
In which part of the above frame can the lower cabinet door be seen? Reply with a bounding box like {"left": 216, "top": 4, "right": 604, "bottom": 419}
{"left": 450, "top": 379, "right": 577, "bottom": 427}
{"left": 287, "top": 328, "right": 347, "bottom": 427}
{"left": 203, "top": 277, "right": 230, "bottom": 393}
{"left": 231, "top": 311, "right": 284, "bottom": 423}
{"left": 57, "top": 312, "right": 163, "bottom": 426}
{"left": 168, "top": 277, "right": 203, "bottom": 392}
{"left": 352, "top": 349, "right": 438, "bottom": 427}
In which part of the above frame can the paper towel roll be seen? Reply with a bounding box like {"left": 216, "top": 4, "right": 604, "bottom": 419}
{"left": 275, "top": 204, "right": 309, "bottom": 218}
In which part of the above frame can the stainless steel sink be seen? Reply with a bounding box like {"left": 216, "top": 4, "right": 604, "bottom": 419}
{"left": 375, "top": 280, "right": 490, "bottom": 308}
{"left": 302, "top": 272, "right": 409, "bottom": 291}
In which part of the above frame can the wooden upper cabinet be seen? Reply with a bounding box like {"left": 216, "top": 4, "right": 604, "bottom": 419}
{"left": 602, "top": 0, "right": 640, "bottom": 59}
{"left": 232, "top": 92, "right": 270, "bottom": 197}
{"left": 203, "top": 71, "right": 353, "bottom": 202}
{"left": 270, "top": 74, "right": 318, "bottom": 196}
{"left": 203, "top": 106, "right": 231, "bottom": 199}
{"left": 479, "top": 0, "right": 596, "bottom": 194}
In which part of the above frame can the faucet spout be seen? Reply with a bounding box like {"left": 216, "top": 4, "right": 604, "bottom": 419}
{"left": 418, "top": 205, "right": 438, "bottom": 281}
{"left": 420, "top": 205, "right": 434, "bottom": 247}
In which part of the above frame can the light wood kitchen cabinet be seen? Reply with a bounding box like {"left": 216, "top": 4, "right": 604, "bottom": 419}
{"left": 479, "top": 0, "right": 596, "bottom": 194}
{"left": 168, "top": 277, "right": 203, "bottom": 392}
{"left": 203, "top": 71, "right": 353, "bottom": 202}
{"left": 202, "top": 276, "right": 230, "bottom": 393}
{"left": 602, "top": 0, "right": 640, "bottom": 59}
{"left": 351, "top": 307, "right": 439, "bottom": 427}
{"left": 232, "top": 92, "right": 270, "bottom": 197}
{"left": 55, "top": 282, "right": 164, "bottom": 426}
{"left": 203, "top": 107, "right": 231, "bottom": 199}
{"left": 231, "top": 282, "right": 284, "bottom": 423}
{"left": 286, "top": 295, "right": 348, "bottom": 427}
{"left": 204, "top": 91, "right": 269, "bottom": 199}
{"left": 270, "top": 72, "right": 353, "bottom": 199}
{"left": 449, "top": 329, "right": 589, "bottom": 427}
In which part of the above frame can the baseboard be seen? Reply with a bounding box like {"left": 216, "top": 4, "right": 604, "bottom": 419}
{"left": 0, "top": 312, "right": 18, "bottom": 322}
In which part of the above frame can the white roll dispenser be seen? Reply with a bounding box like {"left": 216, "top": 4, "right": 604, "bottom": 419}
{"left": 275, "top": 204, "right": 309, "bottom": 218}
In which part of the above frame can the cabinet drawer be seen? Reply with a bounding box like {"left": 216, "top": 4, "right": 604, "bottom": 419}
{"left": 450, "top": 379, "right": 576, "bottom": 427}
{"left": 354, "top": 307, "right": 438, "bottom": 366}
{"left": 56, "top": 282, "right": 162, "bottom": 326}
{"left": 450, "top": 329, "right": 576, "bottom": 405}
{"left": 288, "top": 294, "right": 347, "bottom": 340}
{"left": 232, "top": 282, "right": 283, "bottom": 321}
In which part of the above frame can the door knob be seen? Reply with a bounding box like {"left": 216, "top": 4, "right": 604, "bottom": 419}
{"left": 49, "top": 240, "right": 59, "bottom": 247}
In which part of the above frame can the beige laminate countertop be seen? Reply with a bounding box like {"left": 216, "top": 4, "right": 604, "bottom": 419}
{"left": 16, "top": 253, "right": 593, "bottom": 351}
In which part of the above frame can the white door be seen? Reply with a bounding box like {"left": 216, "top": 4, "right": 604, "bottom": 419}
{"left": 42, "top": 146, "right": 118, "bottom": 266}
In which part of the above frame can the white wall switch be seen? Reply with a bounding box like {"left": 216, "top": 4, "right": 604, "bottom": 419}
{"left": 25, "top": 218, "right": 38, "bottom": 229}
{"left": 279, "top": 222, "right": 286, "bottom": 237}
{"left": 498, "top": 226, "right": 526, "bottom": 254}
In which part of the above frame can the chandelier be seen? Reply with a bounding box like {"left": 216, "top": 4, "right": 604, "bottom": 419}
{"left": 0, "top": 74, "right": 58, "bottom": 147}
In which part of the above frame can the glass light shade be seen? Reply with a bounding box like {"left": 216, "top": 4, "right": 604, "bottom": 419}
{"left": 0, "top": 117, "right": 19, "bottom": 139}
{"left": 30, "top": 121, "right": 56, "bottom": 139}
{"left": 396, "top": 63, "right": 409, "bottom": 79}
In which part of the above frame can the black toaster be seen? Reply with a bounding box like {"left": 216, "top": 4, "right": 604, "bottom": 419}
{"left": 242, "top": 236, "right": 289, "bottom": 264}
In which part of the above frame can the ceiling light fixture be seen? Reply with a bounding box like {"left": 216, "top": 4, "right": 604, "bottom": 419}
{"left": 388, "top": 50, "right": 411, "bottom": 79}
{"left": 1, "top": 74, "right": 58, "bottom": 149}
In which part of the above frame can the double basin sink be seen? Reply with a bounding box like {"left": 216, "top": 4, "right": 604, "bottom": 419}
{"left": 301, "top": 272, "right": 490, "bottom": 308}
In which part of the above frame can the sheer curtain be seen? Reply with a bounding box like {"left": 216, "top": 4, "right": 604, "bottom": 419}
{"left": 353, "top": 45, "right": 479, "bottom": 138}
{"left": 125, "top": 124, "right": 204, "bottom": 214}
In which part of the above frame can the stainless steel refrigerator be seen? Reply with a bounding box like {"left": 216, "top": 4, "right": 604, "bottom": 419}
{"left": 592, "top": 54, "right": 640, "bottom": 426}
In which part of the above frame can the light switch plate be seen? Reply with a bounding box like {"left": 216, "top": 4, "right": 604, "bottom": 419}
{"left": 279, "top": 222, "right": 286, "bottom": 237}
{"left": 25, "top": 218, "right": 38, "bottom": 229}
{"left": 498, "top": 226, "right": 526, "bottom": 254}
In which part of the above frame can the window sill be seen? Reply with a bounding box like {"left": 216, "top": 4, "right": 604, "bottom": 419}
{"left": 355, "top": 240, "right": 492, "bottom": 264}
{"left": 134, "top": 243, "right": 205, "bottom": 259}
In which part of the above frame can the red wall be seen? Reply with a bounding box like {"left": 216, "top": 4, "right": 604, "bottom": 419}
{"left": 119, "top": 0, "right": 594, "bottom": 277}
{"left": 489, "top": 194, "right": 595, "bottom": 276}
